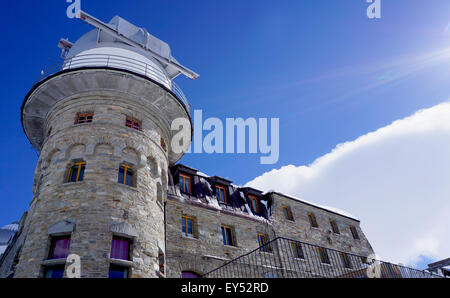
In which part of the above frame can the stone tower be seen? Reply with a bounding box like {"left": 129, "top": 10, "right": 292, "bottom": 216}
{"left": 15, "top": 12, "right": 197, "bottom": 278}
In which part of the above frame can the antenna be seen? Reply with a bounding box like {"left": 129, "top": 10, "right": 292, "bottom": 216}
{"left": 76, "top": 10, "right": 199, "bottom": 80}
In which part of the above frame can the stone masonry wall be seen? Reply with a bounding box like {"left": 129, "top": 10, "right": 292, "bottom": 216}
{"left": 14, "top": 89, "right": 170, "bottom": 278}
{"left": 165, "top": 192, "right": 374, "bottom": 278}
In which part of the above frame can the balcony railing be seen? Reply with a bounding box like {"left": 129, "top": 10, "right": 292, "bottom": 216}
{"left": 34, "top": 53, "right": 190, "bottom": 114}
{"left": 202, "top": 237, "right": 443, "bottom": 278}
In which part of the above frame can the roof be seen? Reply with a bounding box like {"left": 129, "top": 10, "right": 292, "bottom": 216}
{"left": 174, "top": 163, "right": 359, "bottom": 221}
{"left": 267, "top": 191, "right": 359, "bottom": 221}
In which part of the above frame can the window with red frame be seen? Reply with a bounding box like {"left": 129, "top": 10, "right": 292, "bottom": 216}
{"left": 125, "top": 117, "right": 141, "bottom": 130}
{"left": 179, "top": 173, "right": 192, "bottom": 194}
{"left": 216, "top": 185, "right": 228, "bottom": 204}
{"left": 48, "top": 235, "right": 71, "bottom": 260}
{"left": 75, "top": 112, "right": 94, "bottom": 124}
{"left": 248, "top": 195, "right": 260, "bottom": 214}
{"left": 110, "top": 236, "right": 131, "bottom": 260}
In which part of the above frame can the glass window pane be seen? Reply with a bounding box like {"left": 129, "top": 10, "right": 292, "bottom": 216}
{"left": 179, "top": 177, "right": 184, "bottom": 192}
{"left": 69, "top": 165, "right": 78, "bottom": 182}
{"left": 181, "top": 218, "right": 186, "bottom": 235}
{"left": 187, "top": 219, "right": 193, "bottom": 237}
{"left": 185, "top": 178, "right": 190, "bottom": 194}
{"left": 182, "top": 271, "right": 200, "bottom": 278}
{"left": 44, "top": 265, "right": 65, "bottom": 278}
{"left": 118, "top": 167, "right": 124, "bottom": 184}
{"left": 51, "top": 237, "right": 70, "bottom": 259}
{"left": 221, "top": 227, "right": 226, "bottom": 245}
{"left": 226, "top": 228, "right": 232, "bottom": 245}
{"left": 109, "top": 265, "right": 128, "bottom": 278}
{"left": 78, "top": 164, "right": 85, "bottom": 181}
{"left": 126, "top": 169, "right": 133, "bottom": 186}
{"left": 110, "top": 237, "right": 130, "bottom": 260}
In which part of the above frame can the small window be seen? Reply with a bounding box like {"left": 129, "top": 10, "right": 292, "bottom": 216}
{"left": 179, "top": 173, "right": 192, "bottom": 194}
{"left": 110, "top": 236, "right": 131, "bottom": 261}
{"left": 75, "top": 112, "right": 94, "bottom": 124}
{"left": 341, "top": 252, "right": 352, "bottom": 269}
{"left": 109, "top": 264, "right": 129, "bottom": 278}
{"left": 221, "top": 225, "right": 235, "bottom": 246}
{"left": 181, "top": 216, "right": 195, "bottom": 238}
{"left": 48, "top": 235, "right": 71, "bottom": 260}
{"left": 216, "top": 185, "right": 228, "bottom": 204}
{"left": 283, "top": 206, "right": 294, "bottom": 221}
{"left": 118, "top": 164, "right": 135, "bottom": 187}
{"left": 44, "top": 265, "right": 65, "bottom": 278}
{"left": 248, "top": 195, "right": 260, "bottom": 214}
{"left": 125, "top": 117, "right": 141, "bottom": 130}
{"left": 291, "top": 241, "right": 304, "bottom": 259}
{"left": 66, "top": 161, "right": 86, "bottom": 183}
{"left": 182, "top": 271, "right": 201, "bottom": 278}
{"left": 308, "top": 213, "right": 318, "bottom": 228}
{"left": 330, "top": 220, "right": 340, "bottom": 234}
{"left": 257, "top": 233, "right": 271, "bottom": 252}
{"left": 350, "top": 226, "right": 360, "bottom": 240}
{"left": 317, "top": 247, "right": 330, "bottom": 264}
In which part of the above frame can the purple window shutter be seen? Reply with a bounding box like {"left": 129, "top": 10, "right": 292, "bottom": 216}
{"left": 111, "top": 237, "right": 130, "bottom": 260}
{"left": 52, "top": 237, "right": 70, "bottom": 259}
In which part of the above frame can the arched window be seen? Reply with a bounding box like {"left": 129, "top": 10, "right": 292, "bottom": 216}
{"left": 66, "top": 161, "right": 86, "bottom": 183}
{"left": 118, "top": 164, "right": 135, "bottom": 187}
{"left": 181, "top": 271, "right": 201, "bottom": 278}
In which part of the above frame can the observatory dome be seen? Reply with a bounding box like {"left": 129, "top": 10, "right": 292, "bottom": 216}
{"left": 63, "top": 15, "right": 186, "bottom": 89}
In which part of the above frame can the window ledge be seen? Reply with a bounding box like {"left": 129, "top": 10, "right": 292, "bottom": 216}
{"left": 223, "top": 245, "right": 239, "bottom": 250}
{"left": 61, "top": 181, "right": 86, "bottom": 187}
{"left": 42, "top": 258, "right": 67, "bottom": 266}
{"left": 73, "top": 123, "right": 93, "bottom": 127}
{"left": 109, "top": 258, "right": 135, "bottom": 268}
{"left": 115, "top": 183, "right": 139, "bottom": 192}
{"left": 181, "top": 235, "right": 199, "bottom": 241}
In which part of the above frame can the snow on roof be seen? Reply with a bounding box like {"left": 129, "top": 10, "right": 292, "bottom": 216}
{"left": 1, "top": 223, "right": 18, "bottom": 232}
{"left": 196, "top": 171, "right": 210, "bottom": 178}
{"left": 268, "top": 191, "right": 359, "bottom": 221}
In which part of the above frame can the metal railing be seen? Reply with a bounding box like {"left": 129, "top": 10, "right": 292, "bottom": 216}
{"left": 202, "top": 237, "right": 443, "bottom": 278}
{"left": 34, "top": 53, "right": 190, "bottom": 113}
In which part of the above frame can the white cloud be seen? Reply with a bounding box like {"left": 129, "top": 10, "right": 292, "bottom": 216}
{"left": 246, "top": 102, "right": 450, "bottom": 267}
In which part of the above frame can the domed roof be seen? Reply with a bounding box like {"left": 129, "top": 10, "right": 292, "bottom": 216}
{"left": 64, "top": 13, "right": 198, "bottom": 82}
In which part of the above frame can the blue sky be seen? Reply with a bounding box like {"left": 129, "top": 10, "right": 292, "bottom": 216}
{"left": 0, "top": 1, "right": 449, "bottom": 268}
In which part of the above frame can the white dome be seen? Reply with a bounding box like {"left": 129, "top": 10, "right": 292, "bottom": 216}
{"left": 64, "top": 28, "right": 172, "bottom": 89}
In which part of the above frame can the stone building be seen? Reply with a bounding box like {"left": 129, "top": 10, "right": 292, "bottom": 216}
{"left": 0, "top": 12, "right": 374, "bottom": 278}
